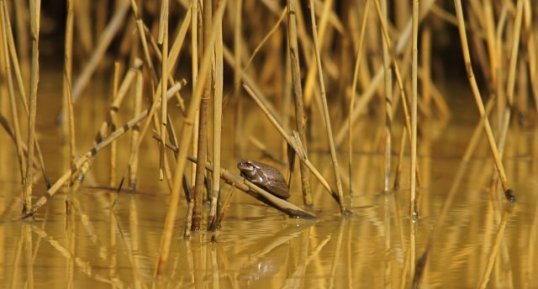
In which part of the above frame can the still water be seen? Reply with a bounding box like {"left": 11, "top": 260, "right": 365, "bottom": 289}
{"left": 1, "top": 71, "right": 538, "bottom": 289}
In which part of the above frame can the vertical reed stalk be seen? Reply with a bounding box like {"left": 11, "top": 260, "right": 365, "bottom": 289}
{"left": 158, "top": 0, "right": 169, "bottom": 182}
{"left": 452, "top": 0, "right": 514, "bottom": 200}
{"left": 380, "top": 0, "right": 393, "bottom": 193}
{"left": 233, "top": 0, "right": 243, "bottom": 155}
{"left": 347, "top": 0, "right": 369, "bottom": 197}
{"left": 157, "top": 0, "right": 226, "bottom": 274}
{"left": 192, "top": 0, "right": 214, "bottom": 232}
{"left": 63, "top": 0, "right": 75, "bottom": 165}
{"left": 128, "top": 71, "right": 143, "bottom": 189}
{"left": 24, "top": 0, "right": 41, "bottom": 213}
{"left": 208, "top": 0, "right": 224, "bottom": 230}
{"left": 109, "top": 62, "right": 122, "bottom": 187}
{"left": 410, "top": 0, "right": 419, "bottom": 217}
{"left": 308, "top": 0, "right": 346, "bottom": 213}
{"left": 287, "top": 0, "right": 312, "bottom": 206}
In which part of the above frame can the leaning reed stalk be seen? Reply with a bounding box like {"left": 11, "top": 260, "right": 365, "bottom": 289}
{"left": 71, "top": 1, "right": 130, "bottom": 104}
{"left": 287, "top": 0, "right": 312, "bottom": 206}
{"left": 0, "top": 3, "right": 26, "bottom": 181}
{"left": 308, "top": 0, "right": 346, "bottom": 213}
{"left": 158, "top": 0, "right": 169, "bottom": 182}
{"left": 452, "top": 0, "right": 514, "bottom": 200}
{"left": 156, "top": 1, "right": 227, "bottom": 275}
{"left": 24, "top": 0, "right": 42, "bottom": 213}
{"left": 380, "top": 0, "right": 393, "bottom": 193}
{"left": 410, "top": 0, "right": 419, "bottom": 217}
{"left": 62, "top": 0, "right": 75, "bottom": 165}
{"left": 208, "top": 0, "right": 224, "bottom": 231}
{"left": 348, "top": 0, "right": 369, "bottom": 197}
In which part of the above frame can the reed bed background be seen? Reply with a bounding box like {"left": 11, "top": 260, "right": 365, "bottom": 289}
{"left": 0, "top": 0, "right": 536, "bottom": 286}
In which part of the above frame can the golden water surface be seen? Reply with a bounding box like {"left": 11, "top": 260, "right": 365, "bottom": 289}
{"left": 1, "top": 69, "right": 538, "bottom": 289}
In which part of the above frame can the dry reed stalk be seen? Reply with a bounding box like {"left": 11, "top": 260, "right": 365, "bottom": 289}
{"left": 303, "top": 0, "right": 333, "bottom": 108}
{"left": 21, "top": 84, "right": 184, "bottom": 219}
{"left": 109, "top": 62, "right": 122, "bottom": 188}
{"left": 453, "top": 0, "right": 515, "bottom": 201}
{"left": 157, "top": 1, "right": 227, "bottom": 275}
{"left": 373, "top": 0, "right": 423, "bottom": 191}
{"left": 13, "top": 0, "right": 29, "bottom": 77}
{"left": 128, "top": 71, "right": 143, "bottom": 189}
{"left": 63, "top": 0, "right": 75, "bottom": 164}
{"left": 243, "top": 84, "right": 344, "bottom": 210}
{"left": 71, "top": 1, "right": 130, "bottom": 104}
{"left": 523, "top": 0, "right": 538, "bottom": 113}
{"left": 287, "top": 0, "right": 312, "bottom": 206}
{"left": 189, "top": 0, "right": 200, "bottom": 212}
{"left": 74, "top": 0, "right": 92, "bottom": 54}
{"left": 208, "top": 0, "right": 224, "bottom": 231}
{"left": 23, "top": 0, "right": 41, "bottom": 213}
{"left": 308, "top": 0, "right": 346, "bottom": 213}
{"left": 192, "top": 0, "right": 214, "bottom": 233}
{"left": 0, "top": 3, "right": 26, "bottom": 181}
{"left": 380, "top": 0, "right": 393, "bottom": 193}
{"left": 410, "top": 0, "right": 419, "bottom": 217}
{"left": 129, "top": 0, "right": 158, "bottom": 83}
{"left": 1, "top": 1, "right": 50, "bottom": 188}
{"left": 421, "top": 27, "right": 432, "bottom": 114}
{"left": 233, "top": 0, "right": 243, "bottom": 155}
{"left": 158, "top": 0, "right": 169, "bottom": 183}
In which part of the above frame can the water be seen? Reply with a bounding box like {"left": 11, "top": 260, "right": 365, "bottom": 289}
{"left": 1, "top": 70, "right": 538, "bottom": 288}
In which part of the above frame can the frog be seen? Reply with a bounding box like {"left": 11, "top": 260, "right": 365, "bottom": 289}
{"left": 237, "top": 160, "right": 290, "bottom": 199}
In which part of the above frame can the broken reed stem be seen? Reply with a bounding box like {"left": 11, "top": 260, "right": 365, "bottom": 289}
{"left": 308, "top": 0, "right": 346, "bottom": 213}
{"left": 380, "top": 0, "right": 393, "bottom": 193}
{"left": 243, "top": 83, "right": 344, "bottom": 210}
{"left": 130, "top": 0, "right": 158, "bottom": 83}
{"left": 157, "top": 0, "right": 227, "bottom": 275}
{"left": 453, "top": 0, "right": 514, "bottom": 201}
{"left": 128, "top": 71, "right": 143, "bottom": 189}
{"left": 159, "top": 0, "right": 169, "bottom": 182}
{"left": 208, "top": 0, "right": 224, "bottom": 231}
{"left": 24, "top": 0, "right": 42, "bottom": 213}
{"left": 191, "top": 0, "right": 214, "bottom": 233}
{"left": 348, "top": 0, "right": 370, "bottom": 197}
{"left": 0, "top": 2, "right": 26, "bottom": 181}
{"left": 410, "top": 0, "right": 419, "bottom": 217}
{"left": 63, "top": 0, "right": 76, "bottom": 165}
{"left": 287, "top": 0, "right": 312, "bottom": 207}
{"left": 21, "top": 85, "right": 183, "bottom": 219}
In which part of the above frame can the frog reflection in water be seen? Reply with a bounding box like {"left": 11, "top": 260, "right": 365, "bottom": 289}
{"left": 237, "top": 160, "right": 290, "bottom": 199}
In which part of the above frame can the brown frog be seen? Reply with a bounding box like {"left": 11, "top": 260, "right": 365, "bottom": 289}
{"left": 237, "top": 160, "right": 290, "bottom": 199}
